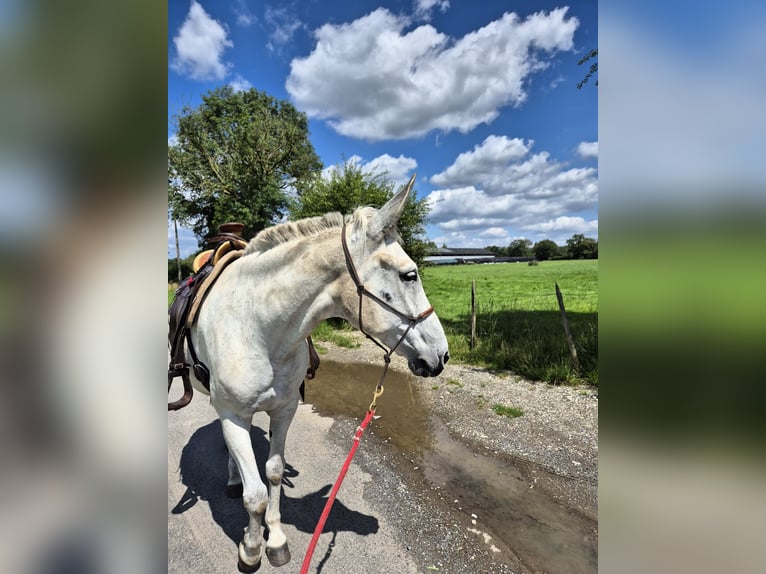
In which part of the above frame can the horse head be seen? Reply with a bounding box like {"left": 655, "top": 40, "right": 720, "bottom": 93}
{"left": 342, "top": 175, "right": 450, "bottom": 377}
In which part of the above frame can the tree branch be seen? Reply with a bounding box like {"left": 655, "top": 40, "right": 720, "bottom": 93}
{"left": 577, "top": 49, "right": 598, "bottom": 89}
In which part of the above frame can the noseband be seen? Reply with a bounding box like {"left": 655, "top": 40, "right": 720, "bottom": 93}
{"left": 341, "top": 224, "right": 434, "bottom": 374}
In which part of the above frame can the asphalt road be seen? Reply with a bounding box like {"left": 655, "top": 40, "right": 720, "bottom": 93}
{"left": 168, "top": 393, "right": 423, "bottom": 574}
{"left": 168, "top": 363, "right": 597, "bottom": 574}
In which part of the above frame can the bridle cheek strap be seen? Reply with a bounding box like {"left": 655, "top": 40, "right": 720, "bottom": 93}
{"left": 341, "top": 224, "right": 435, "bottom": 365}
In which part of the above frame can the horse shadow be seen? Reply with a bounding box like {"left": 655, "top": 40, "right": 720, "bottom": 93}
{"left": 171, "top": 420, "right": 379, "bottom": 547}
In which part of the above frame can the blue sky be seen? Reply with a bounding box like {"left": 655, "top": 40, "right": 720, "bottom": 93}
{"left": 168, "top": 0, "right": 597, "bottom": 258}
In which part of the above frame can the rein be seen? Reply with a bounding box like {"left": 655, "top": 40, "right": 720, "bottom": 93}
{"left": 300, "top": 224, "right": 434, "bottom": 574}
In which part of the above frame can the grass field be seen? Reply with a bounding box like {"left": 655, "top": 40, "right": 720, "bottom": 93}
{"left": 168, "top": 259, "right": 598, "bottom": 385}
{"left": 420, "top": 260, "right": 597, "bottom": 385}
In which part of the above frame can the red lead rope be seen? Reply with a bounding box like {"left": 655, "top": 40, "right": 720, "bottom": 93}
{"left": 300, "top": 408, "right": 377, "bottom": 574}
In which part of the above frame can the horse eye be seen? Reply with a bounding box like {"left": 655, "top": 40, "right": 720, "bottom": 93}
{"left": 400, "top": 270, "right": 418, "bottom": 282}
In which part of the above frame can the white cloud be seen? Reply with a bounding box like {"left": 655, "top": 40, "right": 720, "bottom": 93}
{"left": 479, "top": 227, "right": 510, "bottom": 240}
{"left": 431, "top": 231, "right": 474, "bottom": 248}
{"left": 414, "top": 0, "right": 450, "bottom": 21}
{"left": 577, "top": 141, "right": 598, "bottom": 159}
{"left": 230, "top": 74, "right": 252, "bottom": 92}
{"left": 323, "top": 153, "right": 418, "bottom": 189}
{"left": 439, "top": 214, "right": 510, "bottom": 230}
{"left": 430, "top": 136, "right": 597, "bottom": 204}
{"left": 427, "top": 186, "right": 521, "bottom": 223}
{"left": 430, "top": 135, "right": 532, "bottom": 188}
{"left": 171, "top": 1, "right": 232, "bottom": 81}
{"left": 237, "top": 13, "right": 255, "bottom": 27}
{"left": 549, "top": 74, "right": 565, "bottom": 89}
{"left": 522, "top": 216, "right": 598, "bottom": 236}
{"left": 265, "top": 6, "right": 304, "bottom": 52}
{"left": 425, "top": 136, "right": 598, "bottom": 245}
{"left": 168, "top": 134, "right": 179, "bottom": 147}
{"left": 363, "top": 154, "right": 418, "bottom": 183}
{"left": 287, "top": 7, "right": 578, "bottom": 141}
{"left": 234, "top": 0, "right": 255, "bottom": 27}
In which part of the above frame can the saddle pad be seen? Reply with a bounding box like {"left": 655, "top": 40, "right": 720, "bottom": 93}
{"left": 186, "top": 248, "right": 244, "bottom": 329}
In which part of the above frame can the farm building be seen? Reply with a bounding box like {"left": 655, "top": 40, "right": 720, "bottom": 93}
{"left": 424, "top": 247, "right": 496, "bottom": 265}
{"left": 495, "top": 256, "right": 535, "bottom": 263}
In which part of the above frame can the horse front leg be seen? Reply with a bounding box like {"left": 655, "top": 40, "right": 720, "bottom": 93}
{"left": 226, "top": 452, "right": 243, "bottom": 498}
{"left": 219, "top": 412, "right": 268, "bottom": 572}
{"left": 263, "top": 399, "right": 298, "bottom": 567}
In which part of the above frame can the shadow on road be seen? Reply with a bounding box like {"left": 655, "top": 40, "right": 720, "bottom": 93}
{"left": 171, "top": 420, "right": 379, "bottom": 546}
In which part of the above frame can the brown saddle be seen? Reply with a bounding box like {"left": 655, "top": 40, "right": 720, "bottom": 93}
{"left": 168, "top": 223, "right": 320, "bottom": 411}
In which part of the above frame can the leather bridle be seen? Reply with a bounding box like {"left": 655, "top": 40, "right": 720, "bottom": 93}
{"left": 341, "top": 224, "right": 434, "bottom": 375}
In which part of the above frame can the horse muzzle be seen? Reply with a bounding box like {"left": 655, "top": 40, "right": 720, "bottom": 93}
{"left": 408, "top": 351, "right": 449, "bottom": 377}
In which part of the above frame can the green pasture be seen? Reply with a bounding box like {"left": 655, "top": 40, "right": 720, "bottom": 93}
{"left": 168, "top": 259, "right": 598, "bottom": 385}
{"left": 421, "top": 260, "right": 597, "bottom": 385}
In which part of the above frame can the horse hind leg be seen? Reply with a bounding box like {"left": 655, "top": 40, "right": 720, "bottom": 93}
{"left": 263, "top": 401, "right": 298, "bottom": 567}
{"left": 219, "top": 413, "right": 268, "bottom": 572}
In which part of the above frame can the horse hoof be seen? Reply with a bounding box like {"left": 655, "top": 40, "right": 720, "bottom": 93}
{"left": 237, "top": 557, "right": 261, "bottom": 572}
{"left": 238, "top": 541, "right": 261, "bottom": 572}
{"left": 226, "top": 483, "right": 243, "bottom": 498}
{"left": 266, "top": 543, "right": 291, "bottom": 567}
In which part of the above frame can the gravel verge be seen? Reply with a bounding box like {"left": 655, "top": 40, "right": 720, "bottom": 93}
{"left": 316, "top": 331, "right": 598, "bottom": 519}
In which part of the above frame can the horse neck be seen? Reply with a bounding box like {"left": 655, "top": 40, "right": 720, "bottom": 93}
{"left": 237, "top": 228, "right": 350, "bottom": 346}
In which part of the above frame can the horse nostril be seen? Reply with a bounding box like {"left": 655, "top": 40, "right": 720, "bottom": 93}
{"left": 443, "top": 351, "right": 450, "bottom": 364}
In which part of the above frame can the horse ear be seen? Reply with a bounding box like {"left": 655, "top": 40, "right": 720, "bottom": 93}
{"left": 367, "top": 174, "right": 416, "bottom": 239}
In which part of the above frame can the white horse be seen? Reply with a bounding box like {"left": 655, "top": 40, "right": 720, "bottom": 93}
{"left": 186, "top": 176, "right": 449, "bottom": 571}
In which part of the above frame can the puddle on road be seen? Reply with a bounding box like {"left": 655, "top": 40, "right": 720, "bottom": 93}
{"left": 306, "top": 360, "right": 597, "bottom": 574}
{"left": 305, "top": 360, "right": 432, "bottom": 455}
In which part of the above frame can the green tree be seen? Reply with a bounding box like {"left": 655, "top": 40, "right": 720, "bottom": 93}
{"left": 485, "top": 245, "right": 507, "bottom": 256}
{"left": 168, "top": 254, "right": 196, "bottom": 284}
{"left": 168, "top": 86, "right": 322, "bottom": 242}
{"left": 508, "top": 238, "right": 532, "bottom": 257}
{"left": 533, "top": 239, "right": 560, "bottom": 261}
{"left": 566, "top": 233, "right": 599, "bottom": 259}
{"left": 587, "top": 240, "right": 598, "bottom": 259}
{"left": 290, "top": 161, "right": 431, "bottom": 265}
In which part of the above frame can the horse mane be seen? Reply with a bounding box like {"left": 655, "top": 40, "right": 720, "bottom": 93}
{"left": 244, "top": 206, "right": 378, "bottom": 255}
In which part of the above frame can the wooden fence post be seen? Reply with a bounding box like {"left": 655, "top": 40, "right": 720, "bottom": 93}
{"left": 470, "top": 279, "right": 477, "bottom": 349}
{"left": 555, "top": 282, "right": 580, "bottom": 371}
